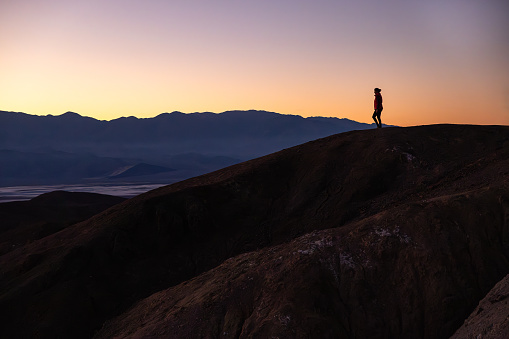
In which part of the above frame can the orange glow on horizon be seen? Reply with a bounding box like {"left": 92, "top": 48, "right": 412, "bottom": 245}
{"left": 1, "top": 1, "right": 508, "bottom": 127}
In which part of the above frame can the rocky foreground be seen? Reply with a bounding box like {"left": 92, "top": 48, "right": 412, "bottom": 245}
{"left": 0, "top": 124, "right": 508, "bottom": 338}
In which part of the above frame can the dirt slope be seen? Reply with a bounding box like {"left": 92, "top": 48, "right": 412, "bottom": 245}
{"left": 0, "top": 191, "right": 125, "bottom": 255}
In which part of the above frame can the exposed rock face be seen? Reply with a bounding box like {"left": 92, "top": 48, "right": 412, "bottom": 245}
{"left": 0, "top": 125, "right": 508, "bottom": 338}
{"left": 96, "top": 187, "right": 509, "bottom": 339}
{"left": 451, "top": 274, "right": 509, "bottom": 338}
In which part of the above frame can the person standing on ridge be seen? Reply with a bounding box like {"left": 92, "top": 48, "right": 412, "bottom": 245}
{"left": 372, "top": 88, "right": 383, "bottom": 128}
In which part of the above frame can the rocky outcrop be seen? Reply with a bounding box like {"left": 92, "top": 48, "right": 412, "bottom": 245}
{"left": 95, "top": 186, "right": 509, "bottom": 338}
{"left": 451, "top": 274, "right": 509, "bottom": 338}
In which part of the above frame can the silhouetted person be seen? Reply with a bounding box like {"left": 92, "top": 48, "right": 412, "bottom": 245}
{"left": 372, "top": 88, "right": 383, "bottom": 128}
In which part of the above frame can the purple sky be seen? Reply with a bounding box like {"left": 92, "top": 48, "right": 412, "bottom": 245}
{"left": 1, "top": 0, "right": 508, "bottom": 126}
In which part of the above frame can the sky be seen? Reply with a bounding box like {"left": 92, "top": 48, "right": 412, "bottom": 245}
{"left": 1, "top": 0, "right": 508, "bottom": 126}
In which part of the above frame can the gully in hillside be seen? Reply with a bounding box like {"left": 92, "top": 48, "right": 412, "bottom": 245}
{"left": 372, "top": 87, "right": 383, "bottom": 128}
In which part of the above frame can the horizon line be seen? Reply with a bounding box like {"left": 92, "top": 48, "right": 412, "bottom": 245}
{"left": 0, "top": 109, "right": 360, "bottom": 122}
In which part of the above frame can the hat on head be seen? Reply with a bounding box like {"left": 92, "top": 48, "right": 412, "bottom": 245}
{"left": 374, "top": 88, "right": 381, "bottom": 92}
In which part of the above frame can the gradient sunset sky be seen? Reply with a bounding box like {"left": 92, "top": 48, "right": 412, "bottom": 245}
{"left": 1, "top": 0, "right": 508, "bottom": 126}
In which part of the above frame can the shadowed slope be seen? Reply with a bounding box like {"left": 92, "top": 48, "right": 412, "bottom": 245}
{"left": 0, "top": 125, "right": 508, "bottom": 338}
{"left": 0, "top": 191, "right": 126, "bottom": 255}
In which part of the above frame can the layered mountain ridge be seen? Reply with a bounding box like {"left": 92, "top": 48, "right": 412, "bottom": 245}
{"left": 0, "top": 110, "right": 373, "bottom": 158}
{"left": 0, "top": 124, "right": 508, "bottom": 338}
{"left": 0, "top": 110, "right": 373, "bottom": 188}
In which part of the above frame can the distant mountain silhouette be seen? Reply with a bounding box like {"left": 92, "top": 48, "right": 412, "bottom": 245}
{"left": 0, "top": 149, "right": 242, "bottom": 188}
{"left": 0, "top": 110, "right": 375, "bottom": 188}
{"left": 165, "top": 152, "right": 241, "bottom": 170}
{"left": 1, "top": 124, "right": 508, "bottom": 338}
{"left": 0, "top": 149, "right": 129, "bottom": 186}
{"left": 0, "top": 110, "right": 374, "bottom": 159}
{"left": 107, "top": 163, "right": 174, "bottom": 179}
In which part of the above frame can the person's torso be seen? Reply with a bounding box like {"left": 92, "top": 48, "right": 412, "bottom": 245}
{"left": 374, "top": 93, "right": 383, "bottom": 109}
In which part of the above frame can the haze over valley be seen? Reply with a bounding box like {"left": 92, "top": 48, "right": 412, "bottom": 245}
{"left": 0, "top": 110, "right": 373, "bottom": 200}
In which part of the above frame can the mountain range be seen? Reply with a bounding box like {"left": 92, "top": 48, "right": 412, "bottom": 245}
{"left": 0, "top": 124, "right": 508, "bottom": 338}
{"left": 0, "top": 110, "right": 374, "bottom": 187}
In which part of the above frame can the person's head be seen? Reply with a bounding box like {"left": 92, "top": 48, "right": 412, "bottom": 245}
{"left": 374, "top": 88, "right": 381, "bottom": 93}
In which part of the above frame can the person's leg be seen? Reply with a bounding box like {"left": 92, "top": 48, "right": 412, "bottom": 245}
{"left": 372, "top": 111, "right": 379, "bottom": 127}
{"left": 378, "top": 108, "right": 382, "bottom": 128}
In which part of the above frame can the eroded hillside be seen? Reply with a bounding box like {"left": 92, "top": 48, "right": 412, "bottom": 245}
{"left": 0, "top": 125, "right": 508, "bottom": 338}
